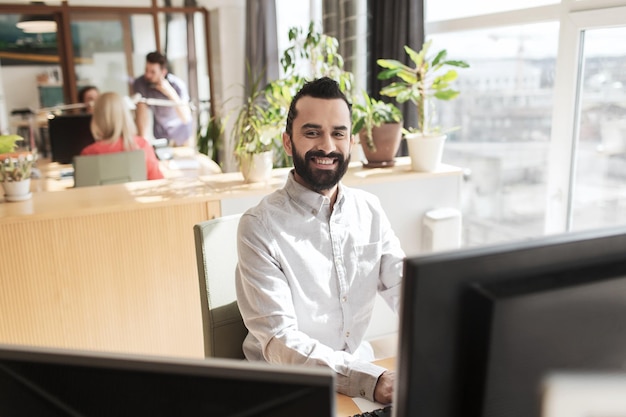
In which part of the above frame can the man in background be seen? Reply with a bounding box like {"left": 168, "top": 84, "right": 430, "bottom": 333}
{"left": 133, "top": 51, "right": 193, "bottom": 146}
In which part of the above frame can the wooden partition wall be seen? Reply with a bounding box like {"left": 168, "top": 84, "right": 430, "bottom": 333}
{"left": 0, "top": 197, "right": 221, "bottom": 358}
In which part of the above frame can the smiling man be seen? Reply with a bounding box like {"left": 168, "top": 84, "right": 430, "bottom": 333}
{"left": 235, "top": 77, "right": 405, "bottom": 404}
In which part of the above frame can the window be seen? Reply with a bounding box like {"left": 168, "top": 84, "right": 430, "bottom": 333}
{"left": 568, "top": 26, "right": 626, "bottom": 231}
{"left": 426, "top": 1, "right": 626, "bottom": 246}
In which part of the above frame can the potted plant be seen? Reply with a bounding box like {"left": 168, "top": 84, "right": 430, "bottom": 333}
{"left": 0, "top": 134, "right": 35, "bottom": 201}
{"left": 197, "top": 113, "right": 223, "bottom": 164}
{"left": 233, "top": 21, "right": 355, "bottom": 176}
{"left": 262, "top": 21, "right": 354, "bottom": 168}
{"left": 232, "top": 69, "right": 282, "bottom": 183}
{"left": 352, "top": 90, "right": 403, "bottom": 167}
{"left": 377, "top": 39, "right": 469, "bottom": 171}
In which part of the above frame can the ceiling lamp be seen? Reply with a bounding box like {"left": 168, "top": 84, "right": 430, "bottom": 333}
{"left": 16, "top": 2, "right": 57, "bottom": 34}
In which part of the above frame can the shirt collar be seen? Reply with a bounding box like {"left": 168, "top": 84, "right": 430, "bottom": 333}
{"left": 284, "top": 170, "right": 345, "bottom": 214}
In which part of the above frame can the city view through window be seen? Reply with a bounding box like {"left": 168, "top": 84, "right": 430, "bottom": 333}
{"left": 429, "top": 14, "right": 626, "bottom": 247}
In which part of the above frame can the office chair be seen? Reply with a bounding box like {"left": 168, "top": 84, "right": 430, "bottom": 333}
{"left": 73, "top": 150, "right": 147, "bottom": 187}
{"left": 193, "top": 214, "right": 247, "bottom": 359}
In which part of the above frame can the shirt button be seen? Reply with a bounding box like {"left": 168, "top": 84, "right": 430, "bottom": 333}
{"left": 342, "top": 296, "right": 347, "bottom": 303}
{"left": 359, "top": 389, "right": 366, "bottom": 397}
{"left": 345, "top": 331, "right": 350, "bottom": 338}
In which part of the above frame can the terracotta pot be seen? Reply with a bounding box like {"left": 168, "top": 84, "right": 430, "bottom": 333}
{"left": 359, "top": 122, "right": 403, "bottom": 168}
{"left": 404, "top": 132, "right": 447, "bottom": 172}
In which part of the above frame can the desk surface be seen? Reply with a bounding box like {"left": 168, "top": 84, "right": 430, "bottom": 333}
{"left": 1, "top": 156, "right": 462, "bottom": 222}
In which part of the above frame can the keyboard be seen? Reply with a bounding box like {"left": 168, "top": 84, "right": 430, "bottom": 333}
{"left": 351, "top": 405, "right": 392, "bottom": 417}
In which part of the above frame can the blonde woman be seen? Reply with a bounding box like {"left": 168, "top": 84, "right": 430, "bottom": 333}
{"left": 80, "top": 92, "right": 164, "bottom": 180}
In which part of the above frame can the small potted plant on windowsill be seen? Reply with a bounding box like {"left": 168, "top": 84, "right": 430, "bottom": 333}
{"left": 232, "top": 68, "right": 282, "bottom": 183}
{"left": 377, "top": 39, "right": 469, "bottom": 172}
{"left": 0, "top": 134, "right": 35, "bottom": 201}
{"left": 352, "top": 90, "right": 403, "bottom": 168}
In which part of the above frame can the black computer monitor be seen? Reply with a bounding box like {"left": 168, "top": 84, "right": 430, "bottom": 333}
{"left": 48, "top": 114, "right": 95, "bottom": 164}
{"left": 0, "top": 344, "right": 335, "bottom": 416}
{"left": 396, "top": 226, "right": 626, "bottom": 417}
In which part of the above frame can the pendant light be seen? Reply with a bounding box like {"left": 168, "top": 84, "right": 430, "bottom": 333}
{"left": 16, "top": 2, "right": 57, "bottom": 34}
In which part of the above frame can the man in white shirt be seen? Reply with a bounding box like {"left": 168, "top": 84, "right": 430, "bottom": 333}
{"left": 235, "top": 77, "right": 405, "bottom": 404}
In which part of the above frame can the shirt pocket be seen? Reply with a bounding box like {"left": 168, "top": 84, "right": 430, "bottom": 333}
{"left": 351, "top": 241, "right": 382, "bottom": 284}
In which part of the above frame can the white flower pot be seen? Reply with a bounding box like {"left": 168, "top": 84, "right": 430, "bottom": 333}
{"left": 239, "top": 150, "right": 273, "bottom": 183}
{"left": 404, "top": 133, "right": 447, "bottom": 172}
{"left": 2, "top": 178, "right": 32, "bottom": 202}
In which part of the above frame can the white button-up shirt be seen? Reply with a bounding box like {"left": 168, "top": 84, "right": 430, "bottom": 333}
{"left": 235, "top": 171, "right": 405, "bottom": 400}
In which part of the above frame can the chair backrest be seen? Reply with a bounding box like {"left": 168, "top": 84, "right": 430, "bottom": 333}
{"left": 193, "top": 214, "right": 247, "bottom": 359}
{"left": 73, "top": 150, "right": 147, "bottom": 187}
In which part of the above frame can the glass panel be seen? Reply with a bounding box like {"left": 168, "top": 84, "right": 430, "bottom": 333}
{"left": 571, "top": 27, "right": 626, "bottom": 231}
{"left": 276, "top": 0, "right": 314, "bottom": 77}
{"left": 160, "top": 12, "right": 190, "bottom": 89}
{"left": 130, "top": 14, "right": 157, "bottom": 81}
{"left": 72, "top": 13, "right": 134, "bottom": 101}
{"left": 0, "top": 13, "right": 60, "bottom": 155}
{"left": 157, "top": 11, "right": 210, "bottom": 148}
{"left": 431, "top": 22, "right": 559, "bottom": 246}
{"left": 426, "top": 0, "right": 558, "bottom": 22}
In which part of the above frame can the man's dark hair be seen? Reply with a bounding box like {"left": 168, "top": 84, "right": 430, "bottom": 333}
{"left": 285, "top": 77, "right": 352, "bottom": 137}
{"left": 146, "top": 51, "right": 168, "bottom": 69}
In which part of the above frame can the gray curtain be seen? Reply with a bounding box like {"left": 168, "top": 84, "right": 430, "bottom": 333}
{"left": 368, "top": 0, "right": 425, "bottom": 153}
{"left": 245, "top": 0, "right": 279, "bottom": 95}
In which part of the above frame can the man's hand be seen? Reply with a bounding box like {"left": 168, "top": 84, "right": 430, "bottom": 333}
{"left": 373, "top": 370, "right": 395, "bottom": 404}
{"left": 152, "top": 77, "right": 191, "bottom": 124}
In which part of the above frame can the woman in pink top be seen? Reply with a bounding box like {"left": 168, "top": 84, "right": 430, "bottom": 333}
{"left": 80, "top": 92, "right": 164, "bottom": 180}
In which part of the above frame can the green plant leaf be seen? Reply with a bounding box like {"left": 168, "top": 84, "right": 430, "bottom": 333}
{"left": 376, "top": 59, "right": 407, "bottom": 70}
{"left": 396, "top": 69, "right": 417, "bottom": 84}
{"left": 352, "top": 118, "right": 365, "bottom": 135}
{"left": 431, "top": 49, "right": 447, "bottom": 66}
{"left": 379, "top": 82, "right": 408, "bottom": 98}
{"left": 404, "top": 44, "right": 424, "bottom": 67}
{"left": 443, "top": 60, "right": 470, "bottom": 68}
{"left": 433, "top": 89, "right": 460, "bottom": 100}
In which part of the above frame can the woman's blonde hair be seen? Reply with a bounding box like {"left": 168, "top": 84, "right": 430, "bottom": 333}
{"left": 90, "top": 92, "right": 137, "bottom": 150}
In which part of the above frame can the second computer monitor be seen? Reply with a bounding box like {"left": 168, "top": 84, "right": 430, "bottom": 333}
{"left": 48, "top": 113, "right": 95, "bottom": 164}
{"left": 397, "top": 226, "right": 626, "bottom": 417}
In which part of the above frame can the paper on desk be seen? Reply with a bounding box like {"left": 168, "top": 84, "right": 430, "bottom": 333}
{"left": 168, "top": 159, "right": 200, "bottom": 170}
{"left": 353, "top": 397, "right": 387, "bottom": 413}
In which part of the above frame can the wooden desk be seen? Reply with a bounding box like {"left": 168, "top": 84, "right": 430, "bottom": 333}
{"left": 32, "top": 146, "right": 223, "bottom": 192}
{"left": 0, "top": 158, "right": 461, "bottom": 359}
{"left": 336, "top": 357, "right": 396, "bottom": 417}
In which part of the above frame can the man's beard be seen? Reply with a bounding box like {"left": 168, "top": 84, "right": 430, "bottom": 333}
{"left": 291, "top": 140, "right": 351, "bottom": 192}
